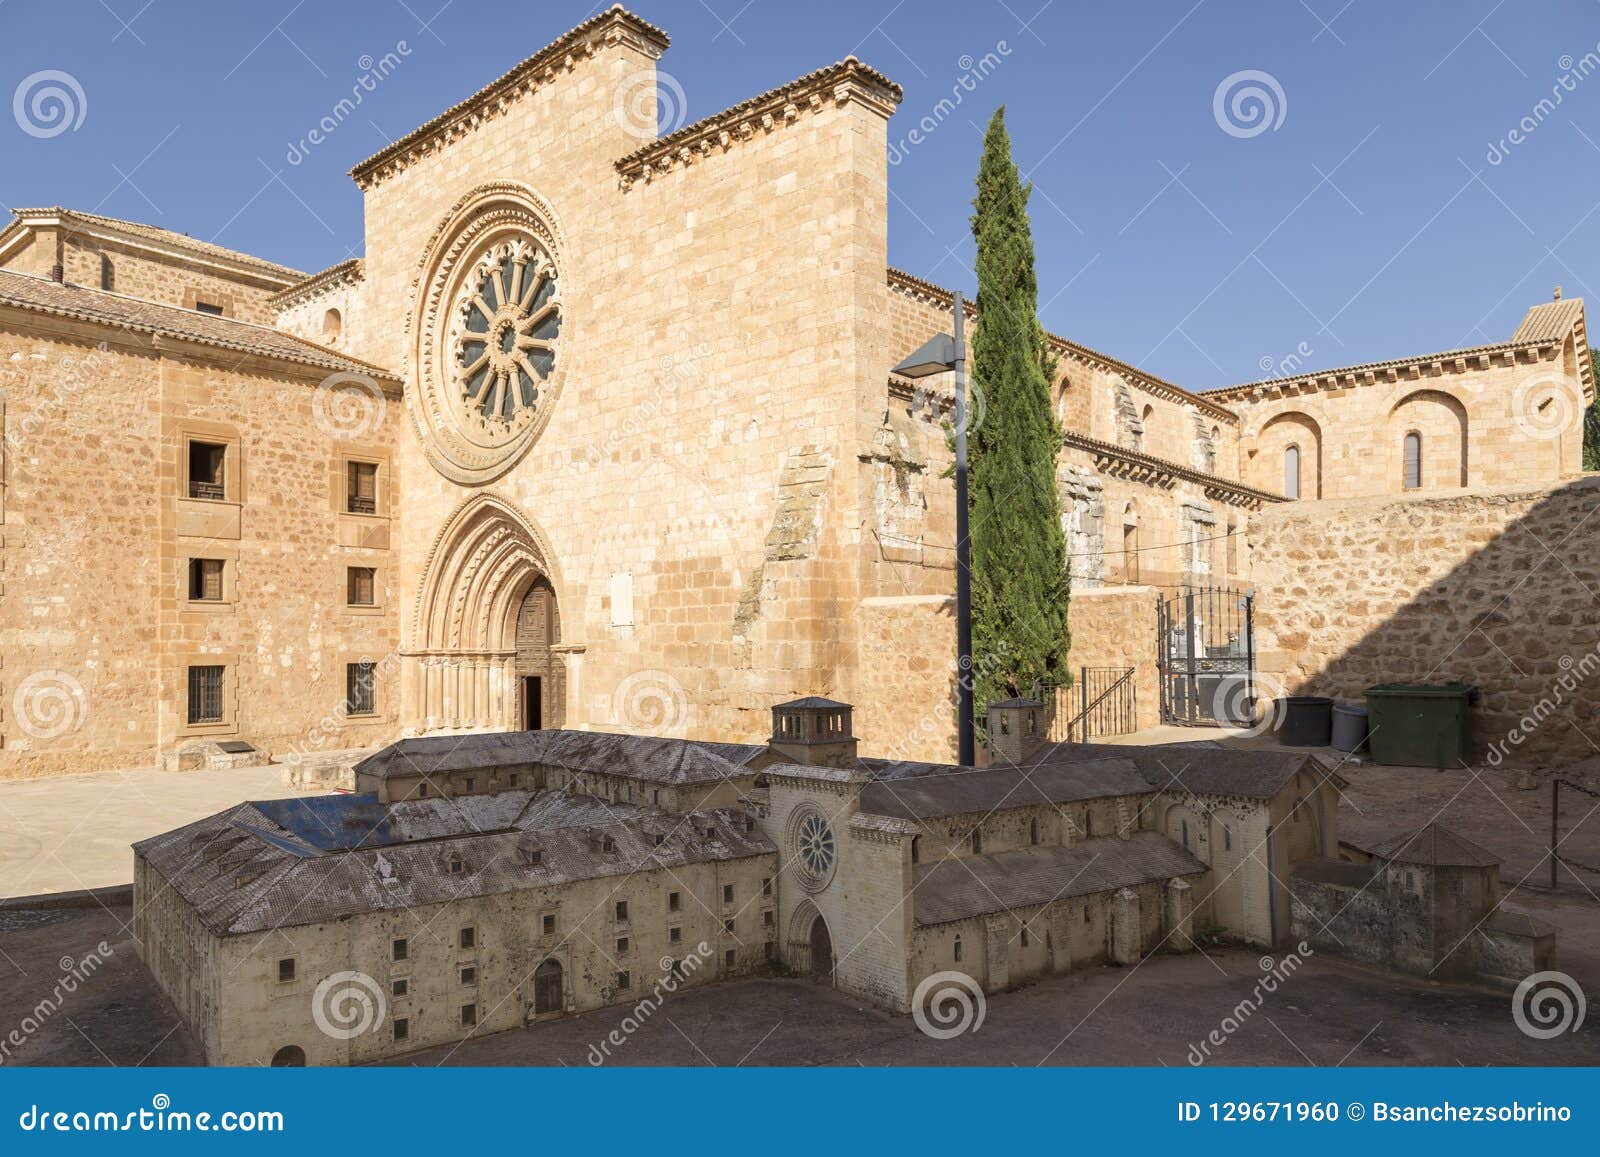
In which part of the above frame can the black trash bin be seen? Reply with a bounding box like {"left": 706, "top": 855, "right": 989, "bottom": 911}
{"left": 1277, "top": 696, "right": 1334, "bottom": 747}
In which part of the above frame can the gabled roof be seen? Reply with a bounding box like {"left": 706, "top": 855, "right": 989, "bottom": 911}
{"left": 911, "top": 832, "right": 1206, "bottom": 926}
{"left": 776, "top": 696, "right": 851, "bottom": 710}
{"left": 2, "top": 207, "right": 305, "bottom": 283}
{"left": 1036, "top": 741, "right": 1336, "bottom": 801}
{"left": 1368, "top": 822, "right": 1499, "bottom": 868}
{"left": 0, "top": 268, "right": 401, "bottom": 382}
{"left": 858, "top": 759, "right": 1149, "bottom": 820}
{"left": 353, "top": 729, "right": 757, "bottom": 786}
{"left": 134, "top": 790, "right": 772, "bottom": 936}
{"left": 351, "top": 6, "right": 671, "bottom": 189}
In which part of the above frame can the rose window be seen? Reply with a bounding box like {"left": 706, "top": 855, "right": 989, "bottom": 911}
{"left": 451, "top": 238, "right": 561, "bottom": 426}
{"left": 793, "top": 808, "right": 836, "bottom": 890}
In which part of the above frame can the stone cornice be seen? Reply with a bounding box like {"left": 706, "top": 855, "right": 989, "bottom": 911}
{"left": 350, "top": 6, "right": 670, "bottom": 190}
{"left": 269, "top": 258, "right": 364, "bottom": 312}
{"left": 1062, "top": 431, "right": 1285, "bottom": 508}
{"left": 886, "top": 268, "right": 1239, "bottom": 425}
{"left": 1203, "top": 339, "right": 1590, "bottom": 405}
{"left": 615, "top": 58, "right": 902, "bottom": 190}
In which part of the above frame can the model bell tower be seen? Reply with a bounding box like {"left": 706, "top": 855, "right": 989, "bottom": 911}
{"left": 769, "top": 697, "right": 858, "bottom": 767}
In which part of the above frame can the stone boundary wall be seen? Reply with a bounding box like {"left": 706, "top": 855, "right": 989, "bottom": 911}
{"left": 1249, "top": 476, "right": 1600, "bottom": 768}
{"left": 1064, "top": 585, "right": 1160, "bottom": 735}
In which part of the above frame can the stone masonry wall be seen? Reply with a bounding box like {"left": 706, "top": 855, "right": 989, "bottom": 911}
{"left": 1249, "top": 477, "right": 1600, "bottom": 767}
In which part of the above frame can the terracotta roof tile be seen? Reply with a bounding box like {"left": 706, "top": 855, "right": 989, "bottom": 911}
{"left": 0, "top": 268, "right": 400, "bottom": 381}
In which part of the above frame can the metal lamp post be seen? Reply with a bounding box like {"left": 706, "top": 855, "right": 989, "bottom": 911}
{"left": 893, "top": 290, "right": 975, "bottom": 766}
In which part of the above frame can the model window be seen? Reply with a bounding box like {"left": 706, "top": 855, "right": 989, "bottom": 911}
{"left": 187, "top": 665, "right": 224, "bottom": 724}
{"left": 459, "top": 926, "right": 476, "bottom": 950}
{"left": 277, "top": 958, "right": 295, "bottom": 982}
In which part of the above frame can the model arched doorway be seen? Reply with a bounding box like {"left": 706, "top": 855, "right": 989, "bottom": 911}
{"left": 808, "top": 914, "right": 834, "bottom": 986}
{"left": 533, "top": 958, "right": 564, "bottom": 1016}
{"left": 270, "top": 1044, "right": 306, "bottom": 1066}
{"left": 514, "top": 578, "right": 564, "bottom": 730}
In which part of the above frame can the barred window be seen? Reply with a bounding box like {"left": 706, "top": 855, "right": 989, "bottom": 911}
{"left": 347, "top": 461, "right": 378, "bottom": 514}
{"left": 187, "top": 665, "right": 224, "bottom": 724}
{"left": 188, "top": 558, "right": 224, "bottom": 601}
{"left": 346, "top": 661, "right": 376, "bottom": 716}
{"left": 347, "top": 566, "right": 376, "bottom": 606}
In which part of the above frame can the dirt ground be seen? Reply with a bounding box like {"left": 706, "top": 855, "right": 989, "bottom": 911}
{"left": 1, "top": 902, "right": 1594, "bottom": 1068}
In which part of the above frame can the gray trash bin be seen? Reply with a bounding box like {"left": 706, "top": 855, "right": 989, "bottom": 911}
{"left": 1331, "top": 703, "right": 1368, "bottom": 753}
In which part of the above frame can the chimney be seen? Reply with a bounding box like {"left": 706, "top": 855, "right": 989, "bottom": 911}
{"left": 986, "top": 698, "right": 1045, "bottom": 765}
{"left": 1554, "top": 286, "right": 1563, "bottom": 301}
{"left": 768, "top": 697, "right": 858, "bottom": 767}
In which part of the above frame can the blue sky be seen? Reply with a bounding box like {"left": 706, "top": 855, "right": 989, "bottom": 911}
{"left": 3, "top": 0, "right": 1598, "bottom": 389}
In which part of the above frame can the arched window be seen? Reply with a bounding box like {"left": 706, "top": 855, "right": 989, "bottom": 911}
{"left": 100, "top": 254, "right": 115, "bottom": 292}
{"left": 953, "top": 934, "right": 963, "bottom": 962}
{"left": 910, "top": 835, "right": 921, "bottom": 864}
{"left": 270, "top": 1045, "right": 306, "bottom": 1067}
{"left": 1403, "top": 431, "right": 1421, "bottom": 490}
{"left": 1029, "top": 817, "right": 1039, "bottom": 845}
{"left": 971, "top": 828, "right": 983, "bottom": 855}
{"left": 322, "top": 307, "right": 343, "bottom": 345}
{"left": 1284, "top": 444, "right": 1301, "bottom": 499}
{"left": 1181, "top": 819, "right": 1189, "bottom": 848}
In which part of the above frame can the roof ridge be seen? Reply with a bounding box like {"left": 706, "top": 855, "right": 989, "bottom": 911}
{"left": 351, "top": 6, "right": 670, "bottom": 189}
{"left": 6, "top": 206, "right": 307, "bottom": 281}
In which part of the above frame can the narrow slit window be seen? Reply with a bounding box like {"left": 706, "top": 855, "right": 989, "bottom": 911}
{"left": 1284, "top": 444, "right": 1301, "bottom": 500}
{"left": 1403, "top": 432, "right": 1421, "bottom": 490}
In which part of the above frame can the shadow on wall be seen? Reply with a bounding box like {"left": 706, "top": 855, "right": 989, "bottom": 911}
{"left": 1248, "top": 475, "right": 1600, "bottom": 768}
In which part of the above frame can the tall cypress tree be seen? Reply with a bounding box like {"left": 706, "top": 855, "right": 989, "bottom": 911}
{"left": 967, "top": 107, "right": 1070, "bottom": 711}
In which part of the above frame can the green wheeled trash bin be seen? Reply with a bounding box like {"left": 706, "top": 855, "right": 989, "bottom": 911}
{"left": 1362, "top": 683, "right": 1475, "bottom": 768}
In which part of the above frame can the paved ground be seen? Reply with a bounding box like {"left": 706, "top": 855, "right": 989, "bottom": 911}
{"left": 0, "top": 764, "right": 314, "bottom": 900}
{"left": 1, "top": 903, "right": 1594, "bottom": 1067}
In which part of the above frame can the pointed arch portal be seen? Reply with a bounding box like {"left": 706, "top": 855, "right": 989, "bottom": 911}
{"left": 405, "top": 494, "right": 572, "bottom": 733}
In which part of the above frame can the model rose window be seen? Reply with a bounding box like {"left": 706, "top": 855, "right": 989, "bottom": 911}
{"left": 453, "top": 239, "right": 561, "bottom": 424}
{"left": 797, "top": 812, "right": 835, "bottom": 883}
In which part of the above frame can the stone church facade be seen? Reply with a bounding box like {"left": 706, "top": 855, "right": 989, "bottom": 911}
{"left": 0, "top": 7, "right": 1590, "bottom": 778}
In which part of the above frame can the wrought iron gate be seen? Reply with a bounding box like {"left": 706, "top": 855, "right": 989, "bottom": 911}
{"left": 1158, "top": 585, "right": 1255, "bottom": 726}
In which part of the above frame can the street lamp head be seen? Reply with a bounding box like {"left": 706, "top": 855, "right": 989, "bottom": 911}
{"left": 892, "top": 332, "right": 958, "bottom": 379}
